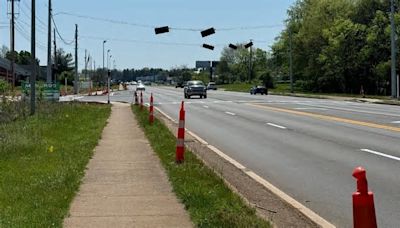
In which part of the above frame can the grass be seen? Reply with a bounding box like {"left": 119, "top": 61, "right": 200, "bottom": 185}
{"left": 0, "top": 102, "right": 111, "bottom": 227}
{"left": 132, "top": 105, "right": 270, "bottom": 228}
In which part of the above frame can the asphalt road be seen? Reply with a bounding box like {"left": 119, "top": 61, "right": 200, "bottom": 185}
{"left": 80, "top": 86, "right": 400, "bottom": 227}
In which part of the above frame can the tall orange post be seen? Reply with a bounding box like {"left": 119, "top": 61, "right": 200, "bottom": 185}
{"left": 149, "top": 93, "right": 154, "bottom": 124}
{"left": 176, "top": 101, "right": 185, "bottom": 163}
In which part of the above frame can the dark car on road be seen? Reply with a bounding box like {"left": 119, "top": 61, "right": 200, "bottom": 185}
{"left": 175, "top": 81, "right": 185, "bottom": 88}
{"left": 250, "top": 86, "right": 268, "bottom": 95}
{"left": 184, "top": 81, "right": 207, "bottom": 99}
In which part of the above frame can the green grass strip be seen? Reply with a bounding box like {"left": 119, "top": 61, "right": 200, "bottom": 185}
{"left": 132, "top": 105, "right": 270, "bottom": 228}
{"left": 0, "top": 103, "right": 111, "bottom": 227}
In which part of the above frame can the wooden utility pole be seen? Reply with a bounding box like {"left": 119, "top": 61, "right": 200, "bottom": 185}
{"left": 53, "top": 28, "right": 57, "bottom": 82}
{"left": 10, "top": 0, "right": 16, "bottom": 89}
{"left": 74, "top": 24, "right": 78, "bottom": 94}
{"left": 46, "top": 0, "right": 52, "bottom": 83}
{"left": 31, "top": 0, "right": 36, "bottom": 115}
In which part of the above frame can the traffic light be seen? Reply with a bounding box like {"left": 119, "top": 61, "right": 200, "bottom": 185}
{"left": 201, "top": 27, "right": 215, "bottom": 37}
{"left": 244, "top": 41, "right": 253, "bottom": 49}
{"left": 229, "top": 44, "right": 238, "bottom": 50}
{"left": 155, "top": 26, "right": 170, "bottom": 35}
{"left": 202, "top": 44, "right": 214, "bottom": 50}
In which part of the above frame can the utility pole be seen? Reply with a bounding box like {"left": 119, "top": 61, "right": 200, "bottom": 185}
{"left": 53, "top": 28, "right": 57, "bottom": 82}
{"left": 10, "top": 0, "right": 16, "bottom": 89}
{"left": 30, "top": 0, "right": 36, "bottom": 115}
{"left": 46, "top": 0, "right": 52, "bottom": 83}
{"left": 84, "top": 49, "right": 87, "bottom": 80}
{"left": 289, "top": 27, "right": 294, "bottom": 93}
{"left": 391, "top": 0, "right": 398, "bottom": 99}
{"left": 249, "top": 39, "right": 253, "bottom": 82}
{"left": 74, "top": 24, "right": 78, "bottom": 94}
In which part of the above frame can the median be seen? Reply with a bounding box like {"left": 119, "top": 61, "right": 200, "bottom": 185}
{"left": 131, "top": 105, "right": 270, "bottom": 227}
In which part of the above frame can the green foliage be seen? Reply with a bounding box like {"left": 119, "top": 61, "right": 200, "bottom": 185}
{"left": 270, "top": 0, "right": 400, "bottom": 95}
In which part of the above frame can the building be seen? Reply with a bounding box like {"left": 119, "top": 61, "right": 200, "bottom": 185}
{"left": 0, "top": 57, "right": 31, "bottom": 85}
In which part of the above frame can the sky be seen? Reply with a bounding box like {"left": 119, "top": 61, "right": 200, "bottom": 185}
{"left": 0, "top": 0, "right": 295, "bottom": 70}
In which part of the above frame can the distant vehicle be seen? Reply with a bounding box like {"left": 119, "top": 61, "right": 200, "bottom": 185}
{"left": 136, "top": 83, "right": 145, "bottom": 91}
{"left": 250, "top": 86, "right": 267, "bottom": 95}
{"left": 184, "top": 80, "right": 207, "bottom": 99}
{"left": 207, "top": 82, "right": 217, "bottom": 90}
{"left": 143, "top": 81, "right": 151, "bottom": 86}
{"left": 175, "top": 81, "right": 185, "bottom": 88}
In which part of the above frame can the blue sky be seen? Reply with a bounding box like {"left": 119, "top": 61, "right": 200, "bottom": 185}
{"left": 0, "top": 0, "right": 295, "bottom": 70}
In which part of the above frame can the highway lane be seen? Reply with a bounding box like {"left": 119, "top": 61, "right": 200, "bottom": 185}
{"left": 80, "top": 86, "right": 400, "bottom": 227}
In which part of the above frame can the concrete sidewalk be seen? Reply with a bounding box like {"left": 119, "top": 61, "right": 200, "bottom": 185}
{"left": 64, "top": 103, "right": 192, "bottom": 228}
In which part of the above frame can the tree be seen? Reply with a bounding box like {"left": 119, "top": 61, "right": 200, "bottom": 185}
{"left": 55, "top": 48, "right": 74, "bottom": 84}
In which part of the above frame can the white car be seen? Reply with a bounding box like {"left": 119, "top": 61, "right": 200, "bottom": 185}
{"left": 136, "top": 83, "right": 145, "bottom": 91}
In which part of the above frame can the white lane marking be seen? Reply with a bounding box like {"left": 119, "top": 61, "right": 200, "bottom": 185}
{"left": 391, "top": 121, "right": 400, "bottom": 124}
{"left": 266, "top": 123, "right": 287, "bottom": 129}
{"left": 225, "top": 111, "right": 236, "bottom": 116}
{"left": 360, "top": 149, "right": 400, "bottom": 162}
{"left": 203, "top": 105, "right": 209, "bottom": 109}
{"left": 295, "top": 107, "right": 328, "bottom": 111}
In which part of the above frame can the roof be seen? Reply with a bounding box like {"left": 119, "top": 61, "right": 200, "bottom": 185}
{"left": 0, "top": 57, "right": 31, "bottom": 76}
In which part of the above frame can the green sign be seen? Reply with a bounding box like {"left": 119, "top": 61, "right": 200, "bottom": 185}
{"left": 22, "top": 82, "right": 60, "bottom": 101}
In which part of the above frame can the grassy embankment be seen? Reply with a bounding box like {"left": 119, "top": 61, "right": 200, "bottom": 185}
{"left": 0, "top": 103, "right": 111, "bottom": 227}
{"left": 132, "top": 105, "right": 270, "bottom": 228}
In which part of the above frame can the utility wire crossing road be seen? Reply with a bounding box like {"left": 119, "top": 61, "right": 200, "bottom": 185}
{"left": 80, "top": 86, "right": 400, "bottom": 227}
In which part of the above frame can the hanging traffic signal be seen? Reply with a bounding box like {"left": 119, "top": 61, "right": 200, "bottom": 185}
{"left": 229, "top": 44, "right": 238, "bottom": 50}
{"left": 155, "top": 26, "right": 170, "bottom": 34}
{"left": 202, "top": 44, "right": 214, "bottom": 50}
{"left": 201, "top": 27, "right": 215, "bottom": 37}
{"left": 244, "top": 41, "right": 253, "bottom": 49}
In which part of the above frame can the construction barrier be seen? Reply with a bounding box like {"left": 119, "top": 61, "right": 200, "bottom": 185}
{"left": 353, "top": 167, "right": 377, "bottom": 228}
{"left": 176, "top": 101, "right": 185, "bottom": 163}
{"left": 149, "top": 93, "right": 154, "bottom": 124}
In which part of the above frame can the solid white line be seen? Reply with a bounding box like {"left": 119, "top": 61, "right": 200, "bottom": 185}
{"left": 295, "top": 107, "right": 328, "bottom": 111}
{"left": 203, "top": 105, "right": 209, "bottom": 109}
{"left": 225, "top": 112, "right": 236, "bottom": 116}
{"left": 391, "top": 121, "right": 400, "bottom": 124}
{"left": 361, "top": 149, "right": 400, "bottom": 162}
{"left": 267, "top": 123, "right": 287, "bottom": 129}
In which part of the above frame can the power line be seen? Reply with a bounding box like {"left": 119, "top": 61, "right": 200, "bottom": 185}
{"left": 52, "top": 16, "right": 75, "bottom": 45}
{"left": 80, "top": 35, "right": 201, "bottom": 47}
{"left": 55, "top": 11, "right": 284, "bottom": 32}
{"left": 15, "top": 24, "right": 47, "bottom": 51}
{"left": 21, "top": 0, "right": 47, "bottom": 28}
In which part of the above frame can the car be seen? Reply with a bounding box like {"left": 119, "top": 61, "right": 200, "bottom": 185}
{"left": 250, "top": 86, "right": 267, "bottom": 95}
{"left": 184, "top": 80, "right": 207, "bottom": 99}
{"left": 136, "top": 83, "right": 145, "bottom": 91}
{"left": 175, "top": 81, "right": 185, "bottom": 88}
{"left": 207, "top": 82, "right": 217, "bottom": 90}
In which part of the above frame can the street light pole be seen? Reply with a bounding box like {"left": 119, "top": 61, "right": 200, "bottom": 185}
{"left": 107, "top": 49, "right": 111, "bottom": 104}
{"left": 390, "top": 0, "right": 397, "bottom": 98}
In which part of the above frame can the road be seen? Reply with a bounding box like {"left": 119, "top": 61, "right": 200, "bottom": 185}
{"left": 80, "top": 86, "right": 400, "bottom": 227}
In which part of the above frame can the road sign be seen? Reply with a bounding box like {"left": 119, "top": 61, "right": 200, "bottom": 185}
{"left": 22, "top": 82, "right": 60, "bottom": 101}
{"left": 196, "top": 61, "right": 211, "bottom": 69}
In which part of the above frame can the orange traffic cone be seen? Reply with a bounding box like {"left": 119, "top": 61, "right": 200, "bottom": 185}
{"left": 352, "top": 167, "right": 377, "bottom": 228}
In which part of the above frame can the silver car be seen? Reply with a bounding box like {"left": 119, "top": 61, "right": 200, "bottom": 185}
{"left": 184, "top": 81, "right": 207, "bottom": 99}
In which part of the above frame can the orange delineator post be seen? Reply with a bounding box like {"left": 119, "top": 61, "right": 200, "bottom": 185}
{"left": 176, "top": 101, "right": 185, "bottom": 163}
{"left": 140, "top": 91, "right": 144, "bottom": 110}
{"left": 352, "top": 166, "right": 377, "bottom": 228}
{"left": 134, "top": 91, "right": 139, "bottom": 105}
{"left": 149, "top": 93, "right": 154, "bottom": 124}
